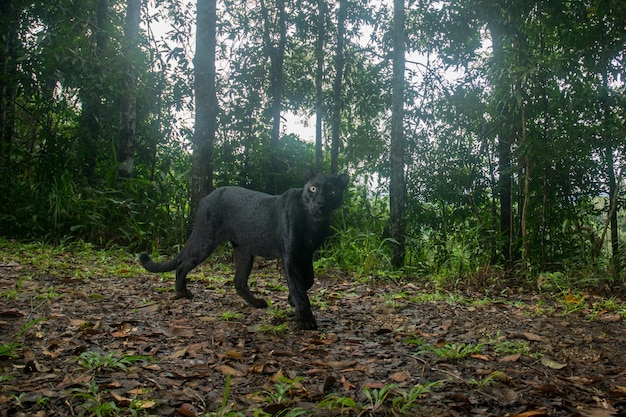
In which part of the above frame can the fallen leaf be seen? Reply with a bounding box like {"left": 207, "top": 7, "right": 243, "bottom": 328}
{"left": 169, "top": 326, "right": 194, "bottom": 338}
{"left": 499, "top": 353, "right": 521, "bottom": 362}
{"left": 541, "top": 356, "right": 567, "bottom": 370}
{"left": 341, "top": 374, "right": 355, "bottom": 390}
{"left": 390, "top": 370, "right": 410, "bottom": 382}
{"left": 269, "top": 369, "right": 284, "bottom": 382}
{"left": 224, "top": 349, "right": 243, "bottom": 360}
{"left": 326, "top": 360, "right": 357, "bottom": 369}
{"left": 167, "top": 346, "right": 188, "bottom": 360}
{"left": 508, "top": 409, "right": 548, "bottom": 417}
{"left": 177, "top": 403, "right": 198, "bottom": 417}
{"left": 219, "top": 364, "right": 245, "bottom": 377}
{"left": 509, "top": 332, "right": 544, "bottom": 342}
{"left": 0, "top": 309, "right": 25, "bottom": 318}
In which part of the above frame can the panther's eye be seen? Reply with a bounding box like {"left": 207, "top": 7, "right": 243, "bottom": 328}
{"left": 309, "top": 185, "right": 317, "bottom": 193}
{"left": 329, "top": 189, "right": 336, "bottom": 196}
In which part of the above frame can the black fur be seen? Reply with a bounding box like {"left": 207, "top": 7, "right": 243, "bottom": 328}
{"left": 140, "top": 169, "right": 349, "bottom": 330}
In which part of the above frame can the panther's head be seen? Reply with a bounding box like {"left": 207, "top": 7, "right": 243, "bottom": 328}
{"left": 302, "top": 169, "right": 349, "bottom": 221}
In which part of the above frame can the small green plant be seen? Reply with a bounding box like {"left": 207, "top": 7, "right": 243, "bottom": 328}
{"left": 384, "top": 292, "right": 408, "bottom": 309}
{"left": 0, "top": 374, "right": 16, "bottom": 383}
{"left": 320, "top": 381, "right": 439, "bottom": 415}
{"left": 363, "top": 383, "right": 398, "bottom": 414}
{"left": 34, "top": 286, "right": 62, "bottom": 299}
{"left": 318, "top": 395, "right": 361, "bottom": 414}
{"left": 493, "top": 339, "right": 532, "bottom": 356}
{"left": 259, "top": 322, "right": 289, "bottom": 335}
{"left": 266, "top": 305, "right": 288, "bottom": 321}
{"left": 391, "top": 381, "right": 440, "bottom": 414}
{"left": 77, "top": 351, "right": 155, "bottom": 374}
{"left": 71, "top": 382, "right": 121, "bottom": 417}
{"left": 203, "top": 374, "right": 244, "bottom": 417}
{"left": 587, "top": 297, "right": 626, "bottom": 321}
{"left": 0, "top": 318, "right": 45, "bottom": 359}
{"left": 416, "top": 342, "right": 484, "bottom": 361}
{"left": 558, "top": 291, "right": 588, "bottom": 314}
{"left": 220, "top": 311, "right": 243, "bottom": 321}
{"left": 0, "top": 276, "right": 25, "bottom": 299}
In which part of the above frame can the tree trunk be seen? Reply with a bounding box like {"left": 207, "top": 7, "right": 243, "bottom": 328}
{"left": 389, "top": 0, "right": 406, "bottom": 268}
{"left": 315, "top": 0, "right": 325, "bottom": 172}
{"left": 260, "top": 0, "right": 286, "bottom": 192}
{"left": 191, "top": 0, "right": 218, "bottom": 215}
{"left": 0, "top": 0, "right": 18, "bottom": 164}
{"left": 330, "top": 0, "right": 345, "bottom": 175}
{"left": 117, "top": 0, "right": 141, "bottom": 180}
{"left": 605, "top": 145, "right": 620, "bottom": 277}
{"left": 487, "top": 20, "right": 514, "bottom": 270}
{"left": 78, "top": 0, "right": 109, "bottom": 183}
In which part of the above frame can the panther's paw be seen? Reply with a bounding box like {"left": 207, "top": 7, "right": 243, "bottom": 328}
{"left": 175, "top": 289, "right": 194, "bottom": 299}
{"left": 296, "top": 311, "right": 318, "bottom": 330}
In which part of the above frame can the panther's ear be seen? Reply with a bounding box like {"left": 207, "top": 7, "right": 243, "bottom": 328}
{"left": 338, "top": 173, "right": 349, "bottom": 189}
{"left": 303, "top": 166, "right": 316, "bottom": 182}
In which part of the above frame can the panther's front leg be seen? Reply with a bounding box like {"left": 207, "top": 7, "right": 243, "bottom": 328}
{"left": 284, "top": 257, "right": 317, "bottom": 330}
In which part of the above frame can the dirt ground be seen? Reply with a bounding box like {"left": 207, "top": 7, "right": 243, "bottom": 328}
{"left": 1, "top": 249, "right": 626, "bottom": 416}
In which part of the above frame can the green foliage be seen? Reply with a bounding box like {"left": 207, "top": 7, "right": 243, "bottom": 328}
{"left": 416, "top": 342, "right": 485, "bottom": 361}
{"left": 77, "top": 351, "right": 155, "bottom": 374}
{"left": 70, "top": 382, "right": 147, "bottom": 417}
{"left": 202, "top": 374, "right": 245, "bottom": 417}
{"left": 319, "top": 381, "right": 440, "bottom": 415}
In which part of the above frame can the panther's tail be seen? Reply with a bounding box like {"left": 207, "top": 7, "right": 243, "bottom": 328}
{"left": 139, "top": 252, "right": 181, "bottom": 273}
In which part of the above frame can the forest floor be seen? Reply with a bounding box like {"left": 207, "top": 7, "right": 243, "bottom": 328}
{"left": 1, "top": 241, "right": 626, "bottom": 417}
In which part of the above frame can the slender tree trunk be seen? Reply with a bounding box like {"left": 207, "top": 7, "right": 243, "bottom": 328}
{"left": 191, "top": 0, "right": 218, "bottom": 215}
{"left": 330, "top": 0, "right": 345, "bottom": 175}
{"left": 488, "top": 20, "right": 514, "bottom": 270}
{"left": 0, "top": 0, "right": 18, "bottom": 164}
{"left": 117, "top": 0, "right": 141, "bottom": 180}
{"left": 260, "top": 0, "right": 286, "bottom": 192}
{"left": 79, "top": 0, "right": 108, "bottom": 183}
{"left": 315, "top": 0, "right": 325, "bottom": 172}
{"left": 389, "top": 0, "right": 406, "bottom": 268}
{"left": 605, "top": 145, "right": 620, "bottom": 277}
{"left": 520, "top": 107, "right": 530, "bottom": 274}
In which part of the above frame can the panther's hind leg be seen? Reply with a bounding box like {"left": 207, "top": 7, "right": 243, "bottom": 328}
{"left": 233, "top": 247, "right": 268, "bottom": 308}
{"left": 174, "top": 240, "right": 217, "bottom": 299}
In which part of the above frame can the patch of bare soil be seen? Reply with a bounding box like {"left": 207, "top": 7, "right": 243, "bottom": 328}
{"left": 1, "top": 257, "right": 626, "bottom": 417}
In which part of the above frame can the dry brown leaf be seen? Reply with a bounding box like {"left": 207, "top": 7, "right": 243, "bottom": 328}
{"left": 499, "top": 353, "right": 521, "bottom": 362}
{"left": 390, "top": 370, "right": 410, "bottom": 382}
{"left": 269, "top": 369, "right": 284, "bottom": 382}
{"left": 219, "top": 364, "right": 245, "bottom": 377}
{"left": 177, "top": 403, "right": 198, "bottom": 417}
{"left": 509, "top": 331, "right": 544, "bottom": 342}
{"left": 133, "top": 399, "right": 157, "bottom": 409}
{"left": 363, "top": 381, "right": 386, "bottom": 389}
{"left": 110, "top": 390, "right": 131, "bottom": 406}
{"left": 224, "top": 349, "right": 243, "bottom": 360}
{"left": 326, "top": 360, "right": 357, "bottom": 369}
{"left": 169, "top": 326, "right": 194, "bottom": 338}
{"left": 341, "top": 374, "right": 355, "bottom": 390}
{"left": 167, "top": 346, "right": 188, "bottom": 360}
{"left": 508, "top": 409, "right": 548, "bottom": 417}
{"left": 249, "top": 363, "right": 266, "bottom": 374}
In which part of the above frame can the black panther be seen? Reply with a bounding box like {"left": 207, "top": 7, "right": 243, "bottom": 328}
{"left": 140, "top": 169, "right": 349, "bottom": 330}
